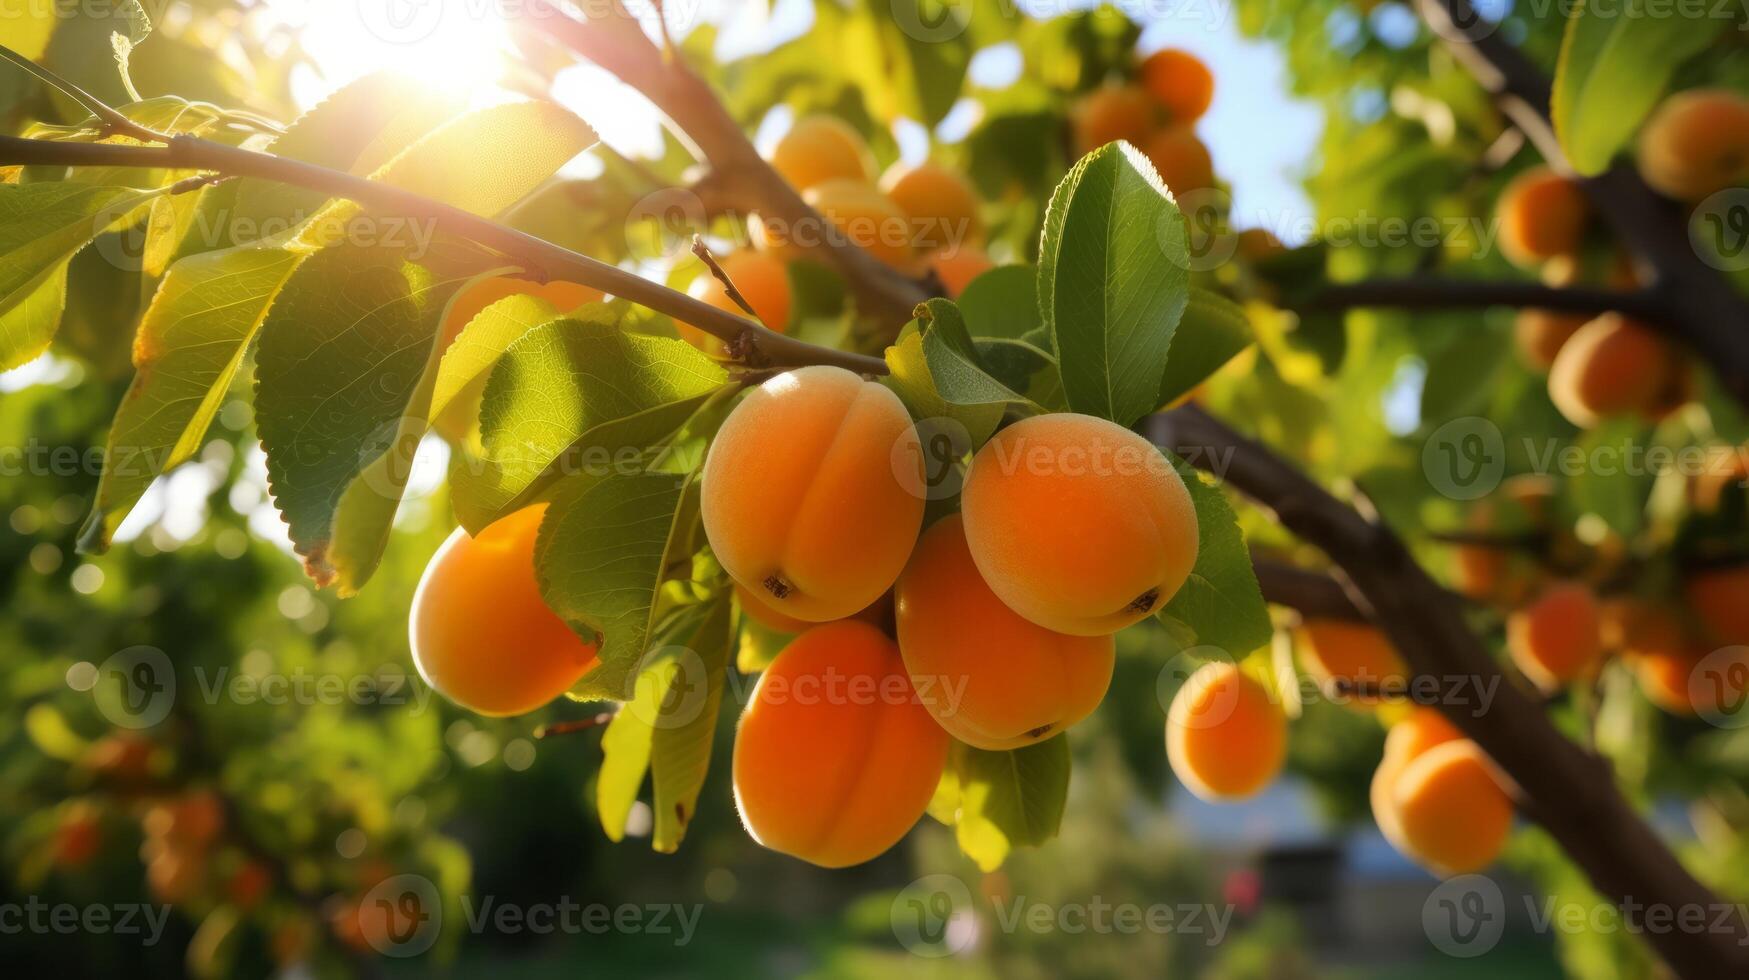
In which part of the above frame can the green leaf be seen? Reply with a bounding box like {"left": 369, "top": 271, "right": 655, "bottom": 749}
{"left": 844, "top": 0, "right": 971, "bottom": 127}
{"left": 534, "top": 470, "right": 702, "bottom": 701}
{"left": 0, "top": 0, "right": 60, "bottom": 59}
{"left": 882, "top": 323, "right": 1003, "bottom": 448}
{"left": 363, "top": 100, "right": 597, "bottom": 219}
{"left": 914, "top": 298, "right": 1035, "bottom": 411}
{"left": 1155, "top": 458, "right": 1272, "bottom": 657}
{"left": 427, "top": 291, "right": 559, "bottom": 426}
{"left": 1158, "top": 288, "right": 1252, "bottom": 408}
{"left": 597, "top": 681, "right": 660, "bottom": 842}
{"left": 1038, "top": 143, "right": 1190, "bottom": 426}
{"left": 1552, "top": 0, "right": 1722, "bottom": 175}
{"left": 650, "top": 595, "right": 734, "bottom": 852}
{"left": 0, "top": 182, "right": 159, "bottom": 370}
{"left": 254, "top": 241, "right": 488, "bottom": 591}
{"left": 957, "top": 265, "right": 1041, "bottom": 342}
{"left": 951, "top": 736, "right": 1071, "bottom": 872}
{"left": 450, "top": 314, "right": 729, "bottom": 532}
{"left": 80, "top": 241, "right": 304, "bottom": 553}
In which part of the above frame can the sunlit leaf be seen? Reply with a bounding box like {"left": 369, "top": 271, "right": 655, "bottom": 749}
{"left": 1158, "top": 287, "right": 1252, "bottom": 408}
{"left": 1155, "top": 458, "right": 1271, "bottom": 658}
{"left": 952, "top": 736, "right": 1070, "bottom": 872}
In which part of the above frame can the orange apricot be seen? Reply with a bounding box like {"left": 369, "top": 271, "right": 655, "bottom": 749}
{"left": 769, "top": 114, "right": 876, "bottom": 192}
{"left": 754, "top": 180, "right": 915, "bottom": 268}
{"left": 702, "top": 365, "right": 925, "bottom": 622}
{"left": 881, "top": 161, "right": 983, "bottom": 254}
{"left": 1604, "top": 601, "right": 1707, "bottom": 716}
{"left": 1507, "top": 580, "right": 1603, "bottom": 691}
{"left": 1295, "top": 619, "right": 1410, "bottom": 708}
{"left": 933, "top": 244, "right": 994, "bottom": 298}
{"left": 679, "top": 251, "right": 792, "bottom": 354}
{"left": 1496, "top": 166, "right": 1588, "bottom": 268}
{"left": 961, "top": 413, "right": 1199, "bottom": 636}
{"left": 737, "top": 583, "right": 893, "bottom": 635}
{"left": 1235, "top": 227, "right": 1285, "bottom": 262}
{"left": 1451, "top": 474, "right": 1555, "bottom": 605}
{"left": 1140, "top": 125, "right": 1214, "bottom": 196}
{"left": 1166, "top": 661, "right": 1287, "bottom": 801}
{"left": 732, "top": 621, "right": 949, "bottom": 867}
{"left": 896, "top": 514, "right": 1115, "bottom": 750}
{"left": 1636, "top": 88, "right": 1749, "bottom": 202}
{"left": 1514, "top": 309, "right": 1587, "bottom": 370}
{"left": 1686, "top": 565, "right": 1749, "bottom": 647}
{"left": 1370, "top": 708, "right": 1463, "bottom": 855}
{"left": 1072, "top": 84, "right": 1156, "bottom": 156}
{"left": 1388, "top": 740, "right": 1513, "bottom": 875}
{"left": 410, "top": 504, "right": 600, "bottom": 716}
{"left": 1547, "top": 314, "right": 1686, "bottom": 428}
{"left": 1140, "top": 48, "right": 1214, "bottom": 124}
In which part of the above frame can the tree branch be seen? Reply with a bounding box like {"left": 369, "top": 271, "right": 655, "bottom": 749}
{"left": 513, "top": 0, "right": 930, "bottom": 335}
{"left": 0, "top": 133, "right": 887, "bottom": 376}
{"left": 1295, "top": 276, "right": 1666, "bottom": 320}
{"left": 1151, "top": 404, "right": 1749, "bottom": 977}
{"left": 1252, "top": 558, "right": 1365, "bottom": 620}
{"left": 1416, "top": 0, "right": 1749, "bottom": 410}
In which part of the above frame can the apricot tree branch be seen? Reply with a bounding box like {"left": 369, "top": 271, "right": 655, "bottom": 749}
{"left": 1416, "top": 0, "right": 1749, "bottom": 410}
{"left": 1251, "top": 558, "right": 1364, "bottom": 621}
{"left": 513, "top": 0, "right": 930, "bottom": 334}
{"left": 0, "top": 132, "right": 887, "bottom": 376}
{"left": 1150, "top": 403, "right": 1749, "bottom": 977}
{"left": 1294, "top": 276, "right": 1666, "bottom": 321}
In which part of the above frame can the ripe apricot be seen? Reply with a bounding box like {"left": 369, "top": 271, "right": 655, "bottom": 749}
{"left": 1452, "top": 474, "right": 1554, "bottom": 605}
{"left": 1295, "top": 619, "right": 1410, "bottom": 708}
{"left": 896, "top": 514, "right": 1115, "bottom": 750}
{"left": 1547, "top": 314, "right": 1686, "bottom": 428}
{"left": 1496, "top": 166, "right": 1588, "bottom": 268}
{"left": 1507, "top": 580, "right": 1603, "bottom": 691}
{"left": 770, "top": 115, "right": 876, "bottom": 192}
{"left": 753, "top": 180, "right": 915, "bottom": 267}
{"left": 1140, "top": 49, "right": 1214, "bottom": 124}
{"left": 961, "top": 413, "right": 1199, "bottom": 636}
{"left": 1686, "top": 565, "right": 1749, "bottom": 647}
{"left": 1514, "top": 264, "right": 1590, "bottom": 371}
{"left": 1387, "top": 740, "right": 1513, "bottom": 875}
{"left": 1141, "top": 125, "right": 1214, "bottom": 195}
{"left": 881, "top": 161, "right": 983, "bottom": 254}
{"left": 1166, "top": 661, "right": 1287, "bottom": 801}
{"left": 679, "top": 252, "right": 793, "bottom": 354}
{"left": 1370, "top": 708, "right": 1462, "bottom": 855}
{"left": 1605, "top": 600, "right": 1705, "bottom": 715}
{"left": 933, "top": 244, "right": 994, "bottom": 297}
{"left": 1636, "top": 88, "right": 1749, "bottom": 202}
{"left": 410, "top": 504, "right": 600, "bottom": 716}
{"left": 732, "top": 621, "right": 948, "bottom": 867}
{"left": 702, "top": 365, "right": 925, "bottom": 622}
{"left": 1072, "top": 84, "right": 1156, "bottom": 156}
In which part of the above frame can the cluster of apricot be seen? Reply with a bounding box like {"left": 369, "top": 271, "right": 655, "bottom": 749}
{"left": 1071, "top": 48, "right": 1216, "bottom": 197}
{"left": 1496, "top": 168, "right": 1690, "bottom": 429}
{"left": 708, "top": 366, "right": 1201, "bottom": 866}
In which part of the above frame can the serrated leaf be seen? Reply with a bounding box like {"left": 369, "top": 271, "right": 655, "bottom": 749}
{"left": 882, "top": 322, "right": 1002, "bottom": 448}
{"left": 0, "top": 182, "right": 160, "bottom": 370}
{"left": 957, "top": 265, "right": 1041, "bottom": 342}
{"left": 915, "top": 298, "right": 1035, "bottom": 410}
{"left": 1155, "top": 458, "right": 1271, "bottom": 657}
{"left": 650, "top": 595, "right": 733, "bottom": 852}
{"left": 427, "top": 292, "right": 560, "bottom": 426}
{"left": 80, "top": 241, "right": 303, "bottom": 552}
{"left": 255, "top": 241, "right": 488, "bottom": 590}
{"left": 365, "top": 100, "right": 596, "bottom": 219}
{"left": 450, "top": 314, "right": 728, "bottom": 531}
{"left": 1038, "top": 143, "right": 1190, "bottom": 426}
{"left": 952, "top": 736, "right": 1070, "bottom": 872}
{"left": 534, "top": 469, "right": 700, "bottom": 701}
{"left": 1158, "top": 288, "right": 1252, "bottom": 408}
{"left": 1552, "top": 0, "right": 1722, "bottom": 175}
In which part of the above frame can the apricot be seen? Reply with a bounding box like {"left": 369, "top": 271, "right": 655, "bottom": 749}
{"left": 961, "top": 413, "right": 1199, "bottom": 636}
{"left": 1141, "top": 125, "right": 1214, "bottom": 195}
{"left": 1496, "top": 166, "right": 1588, "bottom": 268}
{"left": 410, "top": 504, "right": 600, "bottom": 716}
{"left": 754, "top": 180, "right": 915, "bottom": 268}
{"left": 1636, "top": 88, "right": 1749, "bottom": 202}
{"left": 933, "top": 244, "right": 994, "bottom": 297}
{"left": 770, "top": 114, "right": 876, "bottom": 192}
{"left": 1515, "top": 309, "right": 1586, "bottom": 370}
{"left": 144, "top": 789, "right": 225, "bottom": 845}
{"left": 1236, "top": 227, "right": 1285, "bottom": 262}
{"left": 896, "top": 514, "right": 1115, "bottom": 750}
{"left": 1370, "top": 708, "right": 1462, "bottom": 856}
{"left": 702, "top": 365, "right": 925, "bottom": 622}
{"left": 1140, "top": 48, "right": 1214, "bottom": 124}
{"left": 1452, "top": 474, "right": 1554, "bottom": 605}
{"left": 1547, "top": 314, "right": 1686, "bottom": 428}
{"left": 679, "top": 251, "right": 792, "bottom": 354}
{"left": 1295, "top": 619, "right": 1410, "bottom": 708}
{"left": 1387, "top": 740, "right": 1513, "bottom": 875}
{"left": 1165, "top": 661, "right": 1287, "bottom": 801}
{"left": 881, "top": 161, "right": 983, "bottom": 254}
{"left": 1072, "top": 84, "right": 1156, "bottom": 156}
{"left": 1605, "top": 601, "right": 1707, "bottom": 716}
{"left": 1686, "top": 565, "right": 1749, "bottom": 647}
{"left": 433, "top": 276, "right": 603, "bottom": 442}
{"left": 732, "top": 621, "right": 948, "bottom": 867}
{"left": 1507, "top": 580, "right": 1603, "bottom": 691}
{"left": 53, "top": 802, "right": 101, "bottom": 868}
